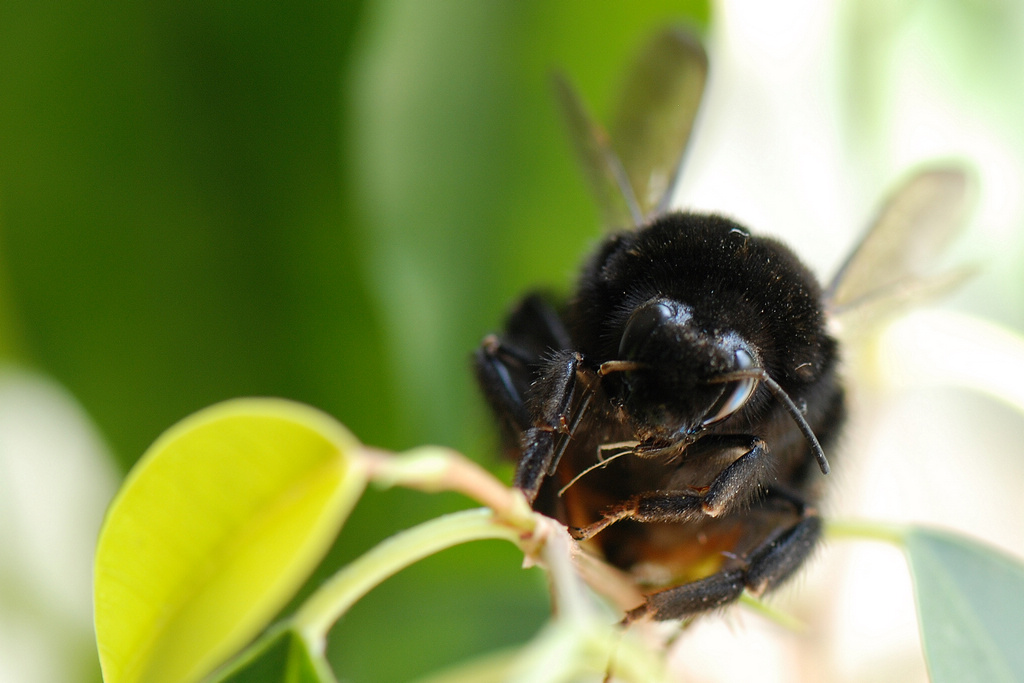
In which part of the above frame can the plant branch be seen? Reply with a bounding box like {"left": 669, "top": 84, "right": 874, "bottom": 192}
{"left": 292, "top": 508, "right": 523, "bottom": 650}
{"left": 825, "top": 518, "right": 909, "bottom": 547}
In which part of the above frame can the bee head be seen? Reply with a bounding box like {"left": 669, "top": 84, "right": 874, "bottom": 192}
{"left": 614, "top": 297, "right": 758, "bottom": 438}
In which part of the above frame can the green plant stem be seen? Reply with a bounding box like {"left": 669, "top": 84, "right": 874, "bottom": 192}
{"left": 362, "top": 445, "right": 535, "bottom": 528}
{"left": 825, "top": 518, "right": 909, "bottom": 546}
{"left": 738, "top": 593, "right": 806, "bottom": 632}
{"left": 534, "top": 516, "right": 594, "bottom": 622}
{"left": 292, "top": 508, "right": 523, "bottom": 649}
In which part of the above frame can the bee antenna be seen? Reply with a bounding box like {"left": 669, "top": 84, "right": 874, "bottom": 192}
{"left": 712, "top": 368, "right": 830, "bottom": 475}
{"left": 557, "top": 443, "right": 636, "bottom": 497}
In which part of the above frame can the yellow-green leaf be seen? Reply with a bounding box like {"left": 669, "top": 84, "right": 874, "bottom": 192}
{"left": 94, "top": 398, "right": 366, "bottom": 683}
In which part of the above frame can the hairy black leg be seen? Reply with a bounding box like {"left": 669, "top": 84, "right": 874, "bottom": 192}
{"left": 570, "top": 434, "right": 768, "bottom": 540}
{"left": 514, "top": 429, "right": 558, "bottom": 503}
{"left": 504, "top": 292, "right": 573, "bottom": 353}
{"left": 474, "top": 335, "right": 534, "bottom": 433}
{"left": 625, "top": 506, "right": 822, "bottom": 622}
{"left": 526, "top": 350, "right": 583, "bottom": 436}
{"left": 474, "top": 292, "right": 578, "bottom": 488}
{"left": 475, "top": 339, "right": 582, "bottom": 503}
{"left": 626, "top": 570, "right": 746, "bottom": 621}
{"left": 514, "top": 350, "right": 598, "bottom": 502}
{"left": 744, "top": 512, "right": 821, "bottom": 594}
{"left": 701, "top": 435, "right": 771, "bottom": 515}
{"left": 474, "top": 293, "right": 575, "bottom": 428}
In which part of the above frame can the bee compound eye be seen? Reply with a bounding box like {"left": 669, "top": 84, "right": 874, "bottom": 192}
{"left": 619, "top": 299, "right": 687, "bottom": 359}
{"left": 701, "top": 347, "right": 757, "bottom": 426}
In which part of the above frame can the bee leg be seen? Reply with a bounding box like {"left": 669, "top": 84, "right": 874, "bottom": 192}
{"left": 625, "top": 505, "right": 822, "bottom": 622}
{"left": 515, "top": 350, "right": 595, "bottom": 502}
{"left": 570, "top": 435, "right": 768, "bottom": 540}
{"left": 744, "top": 508, "right": 822, "bottom": 596}
{"left": 474, "top": 293, "right": 576, "bottom": 435}
{"left": 474, "top": 340, "right": 573, "bottom": 502}
{"left": 474, "top": 334, "right": 535, "bottom": 433}
{"left": 627, "top": 569, "right": 747, "bottom": 619}
{"left": 514, "top": 428, "right": 559, "bottom": 503}
{"left": 475, "top": 295, "right": 596, "bottom": 504}
{"left": 569, "top": 491, "right": 703, "bottom": 540}
{"left": 503, "top": 292, "right": 573, "bottom": 351}
{"left": 696, "top": 434, "right": 771, "bottom": 516}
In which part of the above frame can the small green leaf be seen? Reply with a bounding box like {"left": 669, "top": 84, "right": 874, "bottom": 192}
{"left": 94, "top": 398, "right": 366, "bottom": 683}
{"left": 212, "top": 626, "right": 336, "bottom": 683}
{"left": 904, "top": 527, "right": 1024, "bottom": 683}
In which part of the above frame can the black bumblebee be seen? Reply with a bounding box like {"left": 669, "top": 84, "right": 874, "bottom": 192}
{"left": 474, "top": 28, "right": 970, "bottom": 621}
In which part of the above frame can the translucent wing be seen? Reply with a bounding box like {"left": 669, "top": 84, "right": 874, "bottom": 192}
{"left": 609, "top": 28, "right": 708, "bottom": 221}
{"left": 554, "top": 27, "right": 708, "bottom": 231}
{"left": 552, "top": 74, "right": 643, "bottom": 230}
{"left": 825, "top": 166, "right": 974, "bottom": 321}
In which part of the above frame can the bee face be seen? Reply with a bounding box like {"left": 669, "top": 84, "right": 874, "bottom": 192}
{"left": 473, "top": 27, "right": 968, "bottom": 622}
{"left": 612, "top": 296, "right": 756, "bottom": 439}
{"left": 618, "top": 299, "right": 717, "bottom": 424}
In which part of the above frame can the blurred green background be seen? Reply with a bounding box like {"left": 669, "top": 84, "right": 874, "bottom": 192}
{"left": 0, "top": 2, "right": 711, "bottom": 681}
{"left": 2, "top": 0, "right": 1023, "bottom": 681}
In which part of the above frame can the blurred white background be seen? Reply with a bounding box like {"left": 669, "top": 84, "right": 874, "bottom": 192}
{"left": 668, "top": 0, "right": 1024, "bottom": 681}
